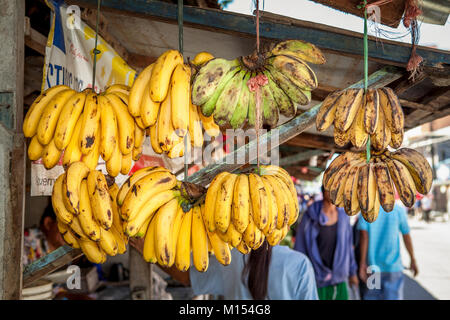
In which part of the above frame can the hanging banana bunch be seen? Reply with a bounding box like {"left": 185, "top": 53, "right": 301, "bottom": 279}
{"left": 316, "top": 87, "right": 405, "bottom": 149}
{"left": 203, "top": 165, "right": 298, "bottom": 250}
{"left": 191, "top": 39, "right": 325, "bottom": 129}
{"left": 24, "top": 84, "right": 143, "bottom": 176}
{"left": 128, "top": 50, "right": 221, "bottom": 159}
{"left": 323, "top": 148, "right": 433, "bottom": 223}
{"left": 52, "top": 161, "right": 128, "bottom": 263}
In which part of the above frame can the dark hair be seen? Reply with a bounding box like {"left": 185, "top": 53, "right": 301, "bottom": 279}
{"left": 321, "top": 184, "right": 325, "bottom": 195}
{"left": 241, "top": 240, "right": 272, "bottom": 300}
{"left": 40, "top": 203, "right": 57, "bottom": 228}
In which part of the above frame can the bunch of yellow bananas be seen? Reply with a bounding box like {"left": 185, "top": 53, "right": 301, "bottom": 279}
{"left": 129, "top": 50, "right": 220, "bottom": 159}
{"left": 202, "top": 165, "right": 299, "bottom": 250}
{"left": 52, "top": 161, "right": 128, "bottom": 263}
{"left": 191, "top": 39, "right": 325, "bottom": 129}
{"left": 24, "top": 84, "right": 144, "bottom": 176}
{"left": 323, "top": 148, "right": 433, "bottom": 223}
{"left": 316, "top": 87, "right": 404, "bottom": 150}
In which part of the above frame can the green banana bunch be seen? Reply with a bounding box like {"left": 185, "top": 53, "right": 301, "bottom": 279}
{"left": 191, "top": 39, "right": 324, "bottom": 130}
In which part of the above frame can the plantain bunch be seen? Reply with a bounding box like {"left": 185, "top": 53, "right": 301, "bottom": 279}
{"left": 202, "top": 165, "right": 299, "bottom": 251}
{"left": 191, "top": 39, "right": 325, "bottom": 129}
{"left": 323, "top": 148, "right": 433, "bottom": 223}
{"left": 129, "top": 50, "right": 221, "bottom": 159}
{"left": 316, "top": 87, "right": 404, "bottom": 150}
{"left": 52, "top": 161, "right": 128, "bottom": 263}
{"left": 24, "top": 84, "right": 145, "bottom": 177}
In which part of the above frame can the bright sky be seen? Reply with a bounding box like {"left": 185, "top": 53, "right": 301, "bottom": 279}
{"left": 223, "top": 0, "right": 450, "bottom": 50}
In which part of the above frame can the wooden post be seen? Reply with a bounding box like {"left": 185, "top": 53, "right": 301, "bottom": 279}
{"left": 129, "top": 247, "right": 153, "bottom": 300}
{"left": 0, "top": 0, "right": 25, "bottom": 300}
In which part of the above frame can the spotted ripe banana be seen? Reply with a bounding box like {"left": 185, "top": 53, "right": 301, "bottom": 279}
{"left": 386, "top": 158, "right": 417, "bottom": 208}
{"left": 99, "top": 228, "right": 118, "bottom": 256}
{"left": 42, "top": 138, "right": 62, "bottom": 169}
{"left": 54, "top": 91, "right": 86, "bottom": 150}
{"left": 99, "top": 95, "right": 117, "bottom": 161}
{"left": 106, "top": 93, "right": 135, "bottom": 155}
{"left": 79, "top": 240, "right": 106, "bottom": 264}
{"left": 23, "top": 85, "right": 70, "bottom": 137}
{"left": 334, "top": 89, "right": 364, "bottom": 132}
{"left": 363, "top": 89, "right": 380, "bottom": 135}
{"left": 191, "top": 204, "right": 209, "bottom": 272}
{"left": 129, "top": 63, "right": 154, "bottom": 117}
{"left": 248, "top": 173, "right": 269, "bottom": 231}
{"left": 143, "top": 216, "right": 158, "bottom": 263}
{"left": 150, "top": 50, "right": 183, "bottom": 102}
{"left": 204, "top": 171, "right": 230, "bottom": 232}
{"left": 316, "top": 91, "right": 342, "bottom": 132}
{"left": 79, "top": 92, "right": 100, "bottom": 155}
{"left": 154, "top": 198, "right": 179, "bottom": 267}
{"left": 62, "top": 117, "right": 83, "bottom": 166}
{"left": 232, "top": 174, "right": 250, "bottom": 234}
{"left": 373, "top": 161, "right": 395, "bottom": 213}
{"left": 87, "top": 170, "right": 113, "bottom": 230}
{"left": 65, "top": 161, "right": 90, "bottom": 215}
{"left": 52, "top": 174, "right": 74, "bottom": 225}
{"left": 269, "top": 39, "right": 326, "bottom": 65}
{"left": 175, "top": 207, "right": 193, "bottom": 271}
{"left": 78, "top": 179, "right": 101, "bottom": 241}
{"left": 214, "top": 173, "right": 238, "bottom": 233}
{"left": 171, "top": 64, "right": 191, "bottom": 137}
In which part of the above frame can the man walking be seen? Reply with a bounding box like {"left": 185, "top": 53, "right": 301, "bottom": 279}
{"left": 358, "top": 203, "right": 418, "bottom": 300}
{"left": 294, "top": 186, "right": 358, "bottom": 300}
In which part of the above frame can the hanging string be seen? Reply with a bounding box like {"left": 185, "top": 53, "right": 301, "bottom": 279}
{"left": 363, "top": 0, "right": 371, "bottom": 164}
{"left": 177, "top": 0, "right": 188, "bottom": 182}
{"left": 91, "top": 0, "right": 101, "bottom": 92}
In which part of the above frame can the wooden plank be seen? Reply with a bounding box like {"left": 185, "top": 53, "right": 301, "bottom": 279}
{"left": 22, "top": 246, "right": 83, "bottom": 287}
{"left": 308, "top": 0, "right": 406, "bottom": 28}
{"left": 20, "top": 66, "right": 403, "bottom": 282}
{"left": 285, "top": 132, "right": 351, "bottom": 152}
{"left": 187, "top": 66, "right": 403, "bottom": 186}
{"left": 279, "top": 149, "right": 325, "bottom": 167}
{"left": 24, "top": 17, "right": 47, "bottom": 55}
{"left": 70, "top": 0, "right": 450, "bottom": 67}
{"left": 399, "top": 99, "right": 435, "bottom": 112}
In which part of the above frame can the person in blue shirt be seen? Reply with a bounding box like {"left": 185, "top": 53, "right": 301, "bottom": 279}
{"left": 130, "top": 238, "right": 318, "bottom": 300}
{"left": 357, "top": 202, "right": 418, "bottom": 300}
{"left": 294, "top": 185, "right": 359, "bottom": 300}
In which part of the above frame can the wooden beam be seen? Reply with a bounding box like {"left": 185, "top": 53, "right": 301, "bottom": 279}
{"left": 285, "top": 132, "right": 350, "bottom": 152}
{"left": 22, "top": 246, "right": 83, "bottom": 287}
{"left": 69, "top": 0, "right": 450, "bottom": 67}
{"left": 279, "top": 149, "right": 325, "bottom": 167}
{"left": 399, "top": 99, "right": 435, "bottom": 112}
{"left": 24, "top": 16, "right": 46, "bottom": 55}
{"left": 20, "top": 66, "right": 403, "bottom": 282}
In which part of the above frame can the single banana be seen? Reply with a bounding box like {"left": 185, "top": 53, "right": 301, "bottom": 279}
{"left": 120, "top": 152, "right": 132, "bottom": 175}
{"left": 124, "top": 189, "right": 178, "bottom": 237}
{"left": 386, "top": 158, "right": 417, "bottom": 208}
{"left": 99, "top": 228, "right": 118, "bottom": 256}
{"left": 28, "top": 135, "right": 45, "bottom": 161}
{"left": 42, "top": 138, "right": 62, "bottom": 169}
{"left": 198, "top": 106, "right": 220, "bottom": 137}
{"left": 52, "top": 174, "right": 74, "bottom": 225}
{"left": 363, "top": 89, "right": 380, "bottom": 135}
{"left": 389, "top": 148, "right": 433, "bottom": 195}
{"left": 78, "top": 179, "right": 101, "bottom": 241}
{"left": 117, "top": 166, "right": 169, "bottom": 206}
{"left": 171, "top": 205, "right": 185, "bottom": 265}
{"left": 79, "top": 92, "right": 100, "bottom": 155}
{"left": 150, "top": 50, "right": 184, "bottom": 102}
{"left": 141, "top": 82, "right": 161, "bottom": 128}
{"left": 189, "top": 102, "right": 204, "bottom": 147}
{"left": 23, "top": 85, "right": 70, "bottom": 137}
{"left": 349, "top": 104, "right": 369, "bottom": 148}
{"left": 62, "top": 229, "right": 81, "bottom": 249}
{"left": 99, "top": 95, "right": 118, "bottom": 161}
{"left": 268, "top": 55, "right": 317, "bottom": 90}
{"left": 269, "top": 39, "right": 326, "bottom": 65}
{"left": 65, "top": 161, "right": 90, "bottom": 214}
{"left": 390, "top": 128, "right": 404, "bottom": 149}
{"left": 266, "top": 228, "right": 283, "bottom": 246}
{"left": 264, "top": 175, "right": 289, "bottom": 229}
{"left": 54, "top": 91, "right": 86, "bottom": 150}
{"left": 134, "top": 120, "right": 145, "bottom": 149}
{"left": 87, "top": 170, "right": 113, "bottom": 230}
{"left": 248, "top": 173, "right": 269, "bottom": 231}
{"left": 110, "top": 226, "right": 127, "bottom": 254}
{"left": 120, "top": 170, "right": 177, "bottom": 221}
{"left": 105, "top": 93, "right": 135, "bottom": 155}
{"left": 191, "top": 205, "right": 209, "bottom": 272}
{"left": 315, "top": 91, "right": 343, "bottom": 132}
{"left": 36, "top": 89, "right": 76, "bottom": 145}
{"left": 105, "top": 138, "right": 122, "bottom": 177}
{"left": 229, "top": 73, "right": 251, "bottom": 129}
{"left": 143, "top": 216, "right": 158, "bottom": 263}
{"left": 373, "top": 161, "right": 395, "bottom": 213}
{"left": 81, "top": 126, "right": 100, "bottom": 170}
{"left": 192, "top": 52, "right": 215, "bottom": 65}
{"left": 342, "top": 164, "right": 363, "bottom": 216}
{"left": 105, "top": 84, "right": 130, "bottom": 96}
{"left": 243, "top": 207, "right": 262, "bottom": 249}
{"left": 334, "top": 88, "right": 364, "bottom": 132}
{"left": 132, "top": 145, "right": 143, "bottom": 161}
{"left": 261, "top": 82, "right": 280, "bottom": 128}
{"left": 225, "top": 222, "right": 243, "bottom": 248}
{"left": 69, "top": 215, "right": 89, "bottom": 240}
{"left": 379, "top": 87, "right": 404, "bottom": 133}
{"left": 154, "top": 198, "right": 179, "bottom": 267}
{"left": 158, "top": 86, "right": 182, "bottom": 152}
{"left": 261, "top": 176, "right": 278, "bottom": 236}
{"left": 129, "top": 63, "right": 154, "bottom": 117}
{"left": 79, "top": 239, "right": 106, "bottom": 264}
{"left": 235, "top": 239, "right": 251, "bottom": 255}
{"left": 149, "top": 122, "right": 163, "bottom": 154}
{"left": 171, "top": 64, "right": 191, "bottom": 137}
{"left": 334, "top": 127, "right": 351, "bottom": 147}
{"left": 214, "top": 173, "right": 238, "bottom": 233}
{"left": 175, "top": 207, "right": 193, "bottom": 271}
{"left": 62, "top": 117, "right": 83, "bottom": 166}
{"left": 357, "top": 163, "right": 377, "bottom": 221}
{"left": 232, "top": 174, "right": 250, "bottom": 234}
{"left": 204, "top": 171, "right": 230, "bottom": 232}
